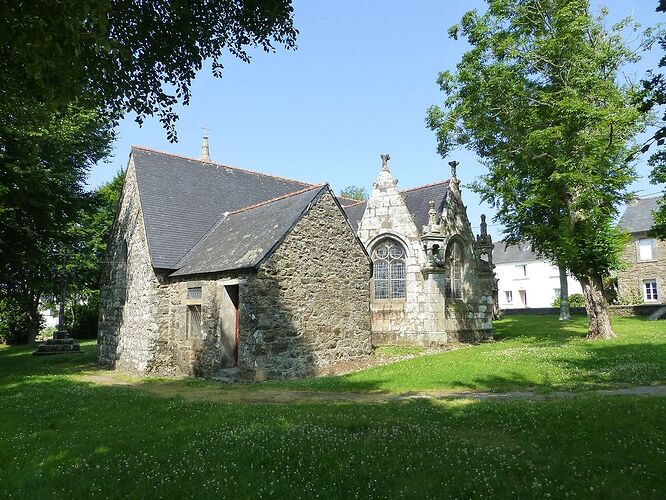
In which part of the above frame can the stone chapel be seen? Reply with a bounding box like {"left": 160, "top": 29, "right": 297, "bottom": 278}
{"left": 97, "top": 143, "right": 495, "bottom": 380}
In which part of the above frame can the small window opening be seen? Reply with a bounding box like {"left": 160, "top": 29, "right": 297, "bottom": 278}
{"left": 187, "top": 287, "right": 202, "bottom": 300}
{"left": 187, "top": 305, "right": 202, "bottom": 339}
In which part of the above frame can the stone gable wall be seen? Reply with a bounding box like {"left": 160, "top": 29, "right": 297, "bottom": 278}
{"left": 239, "top": 190, "right": 372, "bottom": 379}
{"left": 617, "top": 233, "right": 666, "bottom": 304}
{"left": 358, "top": 170, "right": 494, "bottom": 345}
{"left": 98, "top": 159, "right": 163, "bottom": 372}
{"left": 358, "top": 168, "right": 435, "bottom": 343}
{"left": 439, "top": 188, "right": 495, "bottom": 339}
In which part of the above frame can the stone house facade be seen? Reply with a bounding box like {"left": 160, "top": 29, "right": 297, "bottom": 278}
{"left": 98, "top": 146, "right": 495, "bottom": 380}
{"left": 617, "top": 196, "right": 665, "bottom": 305}
{"left": 343, "top": 156, "right": 495, "bottom": 344}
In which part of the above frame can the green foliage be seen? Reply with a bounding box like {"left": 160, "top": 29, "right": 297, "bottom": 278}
{"left": 637, "top": 1, "right": 666, "bottom": 239}
{"left": 427, "top": 0, "right": 651, "bottom": 335}
{"left": 339, "top": 185, "right": 369, "bottom": 201}
{"left": 67, "top": 294, "right": 100, "bottom": 339}
{"left": 0, "top": 296, "right": 42, "bottom": 344}
{"left": 552, "top": 293, "right": 585, "bottom": 308}
{"left": 0, "top": 104, "right": 114, "bottom": 342}
{"left": 0, "top": 0, "right": 297, "bottom": 139}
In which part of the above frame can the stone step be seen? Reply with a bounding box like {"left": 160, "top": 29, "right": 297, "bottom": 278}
{"left": 32, "top": 341, "right": 83, "bottom": 356}
{"left": 648, "top": 306, "right": 666, "bottom": 321}
{"left": 212, "top": 367, "right": 241, "bottom": 383}
{"left": 45, "top": 338, "right": 75, "bottom": 345}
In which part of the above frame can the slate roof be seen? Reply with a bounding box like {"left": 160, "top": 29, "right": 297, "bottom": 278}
{"left": 132, "top": 146, "right": 312, "bottom": 269}
{"left": 617, "top": 196, "right": 662, "bottom": 234}
{"left": 171, "top": 186, "right": 327, "bottom": 277}
{"left": 493, "top": 242, "right": 540, "bottom": 265}
{"left": 342, "top": 180, "right": 450, "bottom": 232}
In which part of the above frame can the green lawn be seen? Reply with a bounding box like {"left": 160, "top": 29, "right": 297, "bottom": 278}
{"left": 266, "top": 314, "right": 666, "bottom": 393}
{"left": 1, "top": 315, "right": 665, "bottom": 498}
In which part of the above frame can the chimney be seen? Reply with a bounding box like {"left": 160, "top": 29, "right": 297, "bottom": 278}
{"left": 200, "top": 134, "right": 211, "bottom": 162}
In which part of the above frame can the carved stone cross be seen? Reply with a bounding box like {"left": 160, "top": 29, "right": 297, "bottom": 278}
{"left": 380, "top": 153, "right": 391, "bottom": 171}
{"left": 448, "top": 160, "right": 459, "bottom": 179}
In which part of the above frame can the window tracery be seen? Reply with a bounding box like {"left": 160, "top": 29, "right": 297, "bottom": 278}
{"left": 372, "top": 239, "right": 406, "bottom": 300}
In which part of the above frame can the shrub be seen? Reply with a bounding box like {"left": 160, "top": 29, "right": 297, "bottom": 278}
{"left": 552, "top": 293, "right": 585, "bottom": 308}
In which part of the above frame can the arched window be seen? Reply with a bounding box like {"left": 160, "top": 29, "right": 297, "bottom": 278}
{"left": 373, "top": 239, "right": 406, "bottom": 300}
{"left": 445, "top": 240, "right": 463, "bottom": 299}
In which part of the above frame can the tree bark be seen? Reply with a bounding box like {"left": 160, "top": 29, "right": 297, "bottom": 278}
{"left": 558, "top": 264, "right": 570, "bottom": 321}
{"left": 579, "top": 274, "right": 616, "bottom": 339}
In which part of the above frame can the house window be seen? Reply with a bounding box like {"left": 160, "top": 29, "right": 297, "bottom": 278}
{"left": 644, "top": 280, "right": 659, "bottom": 302}
{"left": 505, "top": 291, "right": 513, "bottom": 303}
{"left": 445, "top": 240, "right": 464, "bottom": 299}
{"left": 187, "top": 287, "right": 202, "bottom": 300}
{"left": 373, "top": 239, "right": 406, "bottom": 300}
{"left": 554, "top": 288, "right": 561, "bottom": 299}
{"left": 638, "top": 239, "right": 655, "bottom": 260}
{"left": 516, "top": 264, "right": 527, "bottom": 277}
{"left": 187, "top": 305, "right": 202, "bottom": 338}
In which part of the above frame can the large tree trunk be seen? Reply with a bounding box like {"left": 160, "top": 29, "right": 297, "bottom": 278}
{"left": 558, "top": 264, "right": 570, "bottom": 321}
{"left": 579, "top": 274, "right": 615, "bottom": 339}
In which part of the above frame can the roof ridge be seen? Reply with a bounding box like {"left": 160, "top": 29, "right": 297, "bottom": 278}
{"left": 174, "top": 185, "right": 326, "bottom": 269}
{"left": 229, "top": 184, "right": 326, "bottom": 215}
{"left": 399, "top": 179, "right": 450, "bottom": 194}
{"left": 131, "top": 145, "right": 315, "bottom": 187}
{"left": 344, "top": 199, "right": 367, "bottom": 207}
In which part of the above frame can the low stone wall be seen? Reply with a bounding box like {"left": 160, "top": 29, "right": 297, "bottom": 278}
{"left": 501, "top": 304, "right": 664, "bottom": 317}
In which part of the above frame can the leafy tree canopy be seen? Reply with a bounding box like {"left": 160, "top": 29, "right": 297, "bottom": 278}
{"left": 637, "top": 0, "right": 666, "bottom": 239}
{"left": 0, "top": 104, "right": 114, "bottom": 343}
{"left": 0, "top": 0, "right": 297, "bottom": 139}
{"left": 339, "top": 185, "right": 369, "bottom": 201}
{"left": 427, "top": 0, "right": 652, "bottom": 338}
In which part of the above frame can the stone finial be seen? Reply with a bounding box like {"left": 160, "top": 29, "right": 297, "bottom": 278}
{"left": 373, "top": 153, "right": 398, "bottom": 191}
{"left": 480, "top": 214, "right": 487, "bottom": 237}
{"left": 380, "top": 153, "right": 391, "bottom": 171}
{"left": 448, "top": 160, "right": 459, "bottom": 180}
{"left": 428, "top": 200, "right": 437, "bottom": 226}
{"left": 200, "top": 134, "right": 211, "bottom": 162}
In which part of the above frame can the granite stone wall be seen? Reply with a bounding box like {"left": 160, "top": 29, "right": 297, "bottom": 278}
{"left": 358, "top": 166, "right": 494, "bottom": 345}
{"left": 98, "top": 159, "right": 163, "bottom": 372}
{"left": 239, "top": 191, "right": 372, "bottom": 380}
{"left": 617, "top": 233, "right": 666, "bottom": 305}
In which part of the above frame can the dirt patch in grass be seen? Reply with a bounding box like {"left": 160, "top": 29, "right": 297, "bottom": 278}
{"left": 78, "top": 373, "right": 666, "bottom": 404}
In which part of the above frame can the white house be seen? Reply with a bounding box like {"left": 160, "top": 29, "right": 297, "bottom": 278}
{"left": 493, "top": 242, "right": 583, "bottom": 309}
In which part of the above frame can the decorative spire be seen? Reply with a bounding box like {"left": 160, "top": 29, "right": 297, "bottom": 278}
{"left": 428, "top": 200, "right": 437, "bottom": 226}
{"left": 448, "top": 160, "right": 459, "bottom": 180}
{"left": 480, "top": 214, "right": 487, "bottom": 237}
{"left": 373, "top": 152, "right": 398, "bottom": 191}
{"left": 380, "top": 153, "right": 391, "bottom": 171}
{"left": 200, "top": 133, "right": 211, "bottom": 162}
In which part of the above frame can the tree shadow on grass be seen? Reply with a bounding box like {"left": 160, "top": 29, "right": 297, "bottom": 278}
{"left": 1, "top": 373, "right": 665, "bottom": 499}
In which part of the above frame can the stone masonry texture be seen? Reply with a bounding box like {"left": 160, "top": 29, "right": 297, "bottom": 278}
{"left": 617, "top": 233, "right": 666, "bottom": 304}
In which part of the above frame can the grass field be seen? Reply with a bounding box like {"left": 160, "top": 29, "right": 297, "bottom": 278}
{"left": 1, "top": 315, "right": 665, "bottom": 498}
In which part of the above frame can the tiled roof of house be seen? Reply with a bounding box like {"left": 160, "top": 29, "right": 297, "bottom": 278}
{"left": 617, "top": 196, "right": 662, "bottom": 234}
{"left": 492, "top": 242, "right": 541, "bottom": 264}
{"left": 171, "top": 186, "right": 327, "bottom": 277}
{"left": 132, "top": 146, "right": 313, "bottom": 269}
{"left": 342, "top": 180, "right": 450, "bottom": 232}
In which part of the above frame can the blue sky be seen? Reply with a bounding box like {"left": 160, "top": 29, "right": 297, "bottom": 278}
{"left": 90, "top": 0, "right": 666, "bottom": 240}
